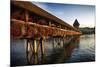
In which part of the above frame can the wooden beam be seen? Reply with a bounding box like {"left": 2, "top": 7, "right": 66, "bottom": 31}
{"left": 49, "top": 21, "right": 51, "bottom": 26}
{"left": 25, "top": 10, "right": 29, "bottom": 22}
{"left": 40, "top": 37, "right": 45, "bottom": 55}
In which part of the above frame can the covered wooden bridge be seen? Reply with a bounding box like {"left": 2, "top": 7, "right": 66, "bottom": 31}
{"left": 11, "top": 1, "right": 81, "bottom": 65}
{"left": 11, "top": 1, "right": 81, "bottom": 39}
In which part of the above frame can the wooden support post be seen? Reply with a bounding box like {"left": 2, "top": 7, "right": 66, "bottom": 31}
{"left": 40, "top": 37, "right": 45, "bottom": 55}
{"left": 41, "top": 53, "right": 45, "bottom": 64}
{"left": 26, "top": 39, "right": 34, "bottom": 64}
{"left": 21, "top": 10, "right": 29, "bottom": 36}
{"left": 52, "top": 37, "right": 55, "bottom": 51}
{"left": 40, "top": 37, "right": 46, "bottom": 63}
{"left": 26, "top": 39, "right": 28, "bottom": 60}
{"left": 21, "top": 24, "right": 26, "bottom": 36}
{"left": 37, "top": 40, "right": 40, "bottom": 54}
{"left": 25, "top": 10, "right": 29, "bottom": 22}
{"left": 57, "top": 37, "right": 61, "bottom": 48}
{"left": 34, "top": 52, "right": 38, "bottom": 64}
{"left": 32, "top": 39, "right": 38, "bottom": 64}
{"left": 26, "top": 39, "right": 29, "bottom": 64}
{"left": 42, "top": 38, "right": 45, "bottom": 55}
{"left": 33, "top": 39, "right": 37, "bottom": 54}
{"left": 63, "top": 37, "right": 65, "bottom": 48}
{"left": 49, "top": 21, "right": 51, "bottom": 26}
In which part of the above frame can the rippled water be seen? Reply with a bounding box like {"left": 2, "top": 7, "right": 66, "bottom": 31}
{"left": 65, "top": 34, "right": 95, "bottom": 62}
{"left": 11, "top": 34, "right": 95, "bottom": 66}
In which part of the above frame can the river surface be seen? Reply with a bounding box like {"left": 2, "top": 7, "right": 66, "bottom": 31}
{"left": 11, "top": 34, "right": 95, "bottom": 66}
{"left": 65, "top": 34, "right": 95, "bottom": 63}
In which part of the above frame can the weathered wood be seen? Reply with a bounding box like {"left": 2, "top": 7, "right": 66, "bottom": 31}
{"left": 49, "top": 21, "right": 51, "bottom": 26}
{"left": 25, "top": 10, "right": 29, "bottom": 22}
{"left": 11, "top": 1, "right": 82, "bottom": 39}
{"left": 52, "top": 37, "right": 55, "bottom": 51}
{"left": 11, "top": 1, "right": 81, "bottom": 32}
{"left": 40, "top": 37, "right": 45, "bottom": 55}
{"left": 34, "top": 53, "right": 38, "bottom": 64}
{"left": 33, "top": 39, "right": 37, "bottom": 54}
{"left": 11, "top": 19, "right": 81, "bottom": 39}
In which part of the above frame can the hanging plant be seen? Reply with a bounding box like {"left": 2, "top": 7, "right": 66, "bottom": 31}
{"left": 44, "top": 27, "right": 49, "bottom": 37}
{"left": 27, "top": 25, "right": 38, "bottom": 38}
{"left": 11, "top": 22, "right": 23, "bottom": 38}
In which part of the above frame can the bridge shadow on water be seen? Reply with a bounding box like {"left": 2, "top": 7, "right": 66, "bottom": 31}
{"left": 26, "top": 36, "right": 81, "bottom": 66}
{"left": 11, "top": 35, "right": 95, "bottom": 66}
{"left": 44, "top": 37, "right": 80, "bottom": 64}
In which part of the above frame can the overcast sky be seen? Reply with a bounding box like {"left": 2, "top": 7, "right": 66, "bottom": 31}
{"left": 32, "top": 2, "right": 95, "bottom": 28}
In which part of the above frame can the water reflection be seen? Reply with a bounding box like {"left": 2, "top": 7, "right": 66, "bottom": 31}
{"left": 63, "top": 36, "right": 80, "bottom": 63}
{"left": 11, "top": 35, "right": 95, "bottom": 66}
{"left": 26, "top": 36, "right": 80, "bottom": 64}
{"left": 46, "top": 36, "right": 80, "bottom": 64}
{"left": 65, "top": 34, "right": 95, "bottom": 62}
{"left": 26, "top": 39, "right": 46, "bottom": 65}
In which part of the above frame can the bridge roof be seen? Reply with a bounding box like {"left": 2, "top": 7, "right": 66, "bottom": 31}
{"left": 11, "top": 1, "right": 79, "bottom": 32}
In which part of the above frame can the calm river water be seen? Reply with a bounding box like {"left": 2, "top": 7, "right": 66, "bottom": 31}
{"left": 11, "top": 34, "right": 95, "bottom": 66}
{"left": 65, "top": 34, "right": 95, "bottom": 63}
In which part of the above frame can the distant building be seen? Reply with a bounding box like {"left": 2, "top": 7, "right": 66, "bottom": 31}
{"left": 79, "top": 27, "right": 95, "bottom": 34}
{"left": 73, "top": 19, "right": 80, "bottom": 29}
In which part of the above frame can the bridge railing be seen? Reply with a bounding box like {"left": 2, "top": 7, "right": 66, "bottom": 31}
{"left": 11, "top": 18, "right": 81, "bottom": 39}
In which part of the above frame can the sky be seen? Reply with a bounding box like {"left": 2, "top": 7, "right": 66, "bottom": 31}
{"left": 32, "top": 2, "right": 95, "bottom": 28}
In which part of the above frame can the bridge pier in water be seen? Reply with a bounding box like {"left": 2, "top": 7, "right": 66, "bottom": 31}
{"left": 26, "top": 37, "right": 46, "bottom": 64}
